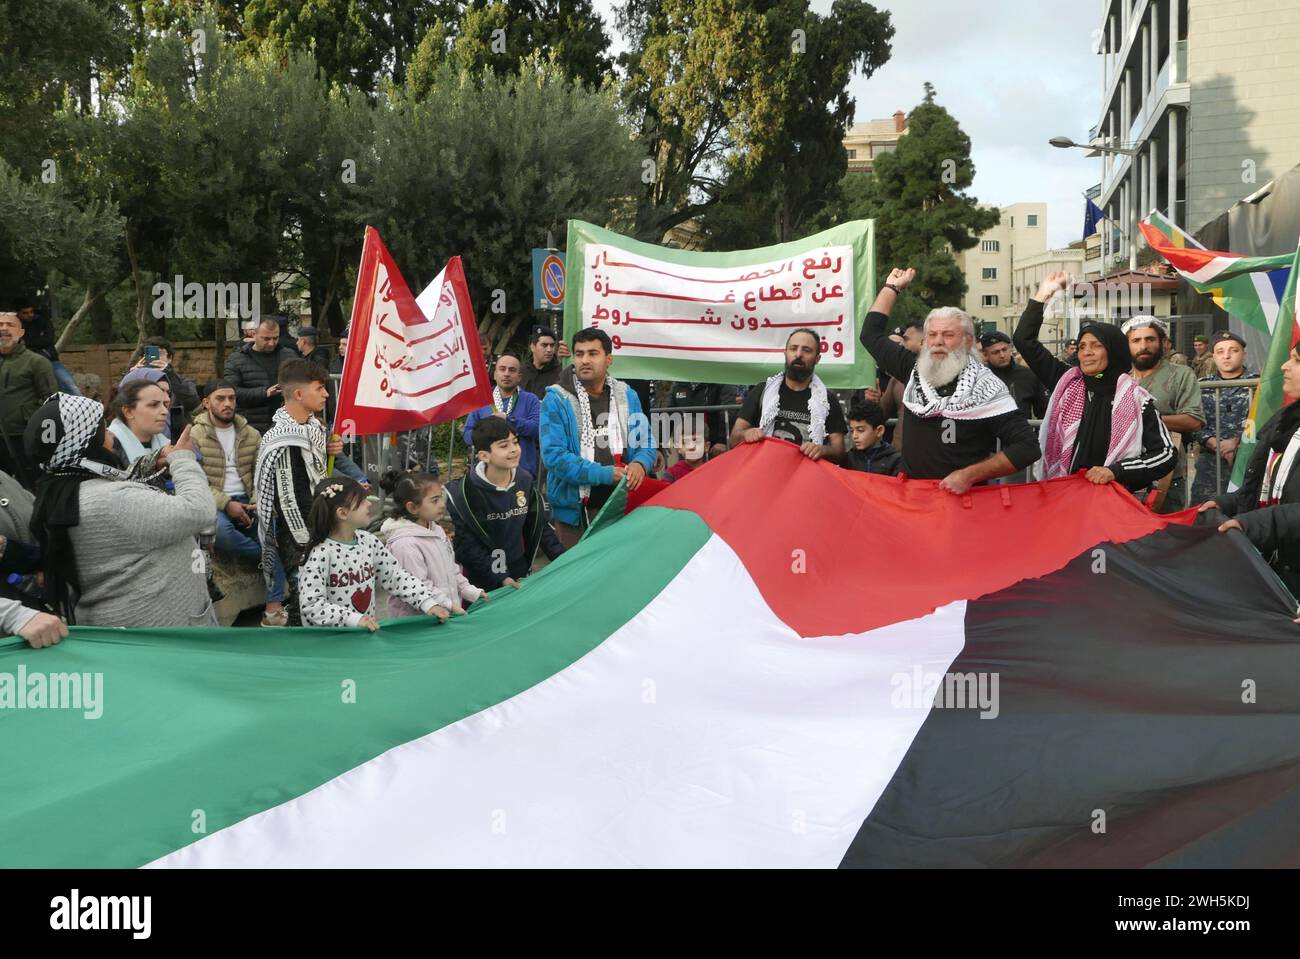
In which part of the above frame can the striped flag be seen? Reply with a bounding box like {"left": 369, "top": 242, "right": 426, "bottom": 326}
{"left": 5, "top": 442, "right": 1300, "bottom": 867}
{"left": 1140, "top": 213, "right": 1293, "bottom": 335}
{"left": 1233, "top": 239, "right": 1300, "bottom": 486}
{"left": 1140, "top": 213, "right": 1300, "bottom": 486}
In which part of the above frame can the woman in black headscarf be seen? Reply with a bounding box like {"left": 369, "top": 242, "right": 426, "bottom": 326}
{"left": 24, "top": 393, "right": 216, "bottom": 626}
{"left": 1013, "top": 273, "right": 1175, "bottom": 493}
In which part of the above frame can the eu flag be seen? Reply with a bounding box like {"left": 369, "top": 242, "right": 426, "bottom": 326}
{"left": 1083, "top": 198, "right": 1105, "bottom": 240}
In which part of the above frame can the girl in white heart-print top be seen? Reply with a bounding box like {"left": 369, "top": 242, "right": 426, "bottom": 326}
{"left": 297, "top": 477, "right": 451, "bottom": 631}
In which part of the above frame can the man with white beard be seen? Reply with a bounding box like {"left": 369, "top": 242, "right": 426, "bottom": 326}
{"left": 859, "top": 268, "right": 1040, "bottom": 492}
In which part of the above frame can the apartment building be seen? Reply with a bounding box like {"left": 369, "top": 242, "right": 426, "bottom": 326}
{"left": 1091, "top": 0, "right": 1300, "bottom": 276}
{"left": 957, "top": 203, "right": 1048, "bottom": 329}
{"left": 844, "top": 112, "right": 908, "bottom": 175}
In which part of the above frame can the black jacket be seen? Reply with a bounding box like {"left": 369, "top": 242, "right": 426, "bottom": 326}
{"left": 520, "top": 358, "right": 564, "bottom": 400}
{"left": 222, "top": 343, "right": 299, "bottom": 433}
{"left": 1013, "top": 300, "right": 1175, "bottom": 492}
{"left": 860, "top": 310, "right": 1040, "bottom": 480}
{"left": 301, "top": 346, "right": 331, "bottom": 369}
{"left": 445, "top": 467, "right": 564, "bottom": 590}
{"left": 988, "top": 360, "right": 1048, "bottom": 419}
{"left": 844, "top": 442, "right": 903, "bottom": 476}
{"left": 1214, "top": 406, "right": 1300, "bottom": 583}
{"left": 20, "top": 314, "right": 58, "bottom": 361}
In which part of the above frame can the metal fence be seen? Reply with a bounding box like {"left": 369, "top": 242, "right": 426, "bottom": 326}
{"left": 646, "top": 379, "right": 1260, "bottom": 510}
{"left": 334, "top": 377, "right": 1259, "bottom": 513}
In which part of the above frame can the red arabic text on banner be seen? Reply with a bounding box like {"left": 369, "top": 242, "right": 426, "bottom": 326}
{"left": 335, "top": 227, "right": 492, "bottom": 436}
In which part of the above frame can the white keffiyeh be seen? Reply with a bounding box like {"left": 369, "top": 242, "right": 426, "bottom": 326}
{"left": 253, "top": 407, "right": 327, "bottom": 582}
{"left": 903, "top": 357, "right": 1018, "bottom": 420}
{"left": 573, "top": 370, "right": 624, "bottom": 502}
{"left": 757, "top": 372, "right": 830, "bottom": 445}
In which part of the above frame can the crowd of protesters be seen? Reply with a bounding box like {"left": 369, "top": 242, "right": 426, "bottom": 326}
{"left": 0, "top": 261, "right": 1293, "bottom": 646}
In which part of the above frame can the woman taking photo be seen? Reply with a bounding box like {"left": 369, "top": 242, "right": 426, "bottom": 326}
{"left": 24, "top": 393, "right": 218, "bottom": 627}
{"left": 1013, "top": 272, "right": 1176, "bottom": 493}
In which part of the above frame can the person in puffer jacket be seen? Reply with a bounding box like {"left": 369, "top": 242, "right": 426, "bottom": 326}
{"left": 378, "top": 470, "right": 483, "bottom": 618}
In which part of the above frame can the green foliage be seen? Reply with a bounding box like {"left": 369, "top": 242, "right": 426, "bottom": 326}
{"left": 618, "top": 0, "right": 892, "bottom": 245}
{"left": 698, "top": 0, "right": 893, "bottom": 249}
{"left": 0, "top": 0, "right": 132, "bottom": 166}
{"left": 445, "top": 1, "right": 612, "bottom": 87}
{"left": 0, "top": 158, "right": 125, "bottom": 301}
{"left": 369, "top": 55, "right": 640, "bottom": 346}
{"left": 3, "top": 0, "right": 991, "bottom": 361}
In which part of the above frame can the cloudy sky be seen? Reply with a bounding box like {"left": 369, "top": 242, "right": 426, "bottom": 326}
{"left": 592, "top": 0, "right": 1103, "bottom": 249}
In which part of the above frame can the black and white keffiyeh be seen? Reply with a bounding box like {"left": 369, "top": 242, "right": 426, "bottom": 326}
{"left": 903, "top": 357, "right": 1018, "bottom": 421}
{"left": 34, "top": 393, "right": 109, "bottom": 472}
{"left": 572, "top": 370, "right": 624, "bottom": 502}
{"left": 492, "top": 385, "right": 516, "bottom": 417}
{"left": 253, "top": 407, "right": 327, "bottom": 581}
{"left": 757, "top": 372, "right": 830, "bottom": 445}
{"left": 24, "top": 393, "right": 139, "bottom": 622}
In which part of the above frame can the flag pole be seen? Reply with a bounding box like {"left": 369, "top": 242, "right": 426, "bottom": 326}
{"left": 330, "top": 230, "right": 371, "bottom": 477}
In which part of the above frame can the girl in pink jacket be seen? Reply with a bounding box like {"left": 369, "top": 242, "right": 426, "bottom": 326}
{"left": 378, "top": 472, "right": 486, "bottom": 618}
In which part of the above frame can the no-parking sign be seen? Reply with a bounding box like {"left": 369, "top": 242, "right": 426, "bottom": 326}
{"left": 531, "top": 248, "right": 566, "bottom": 311}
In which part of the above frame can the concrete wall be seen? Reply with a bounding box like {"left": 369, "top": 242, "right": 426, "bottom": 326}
{"left": 1186, "top": 0, "right": 1300, "bottom": 232}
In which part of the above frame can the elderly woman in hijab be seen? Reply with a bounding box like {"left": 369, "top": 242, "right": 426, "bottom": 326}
{"left": 23, "top": 394, "right": 217, "bottom": 627}
{"left": 1013, "top": 272, "right": 1176, "bottom": 492}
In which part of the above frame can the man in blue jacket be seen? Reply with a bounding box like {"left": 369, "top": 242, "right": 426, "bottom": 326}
{"left": 540, "top": 327, "right": 656, "bottom": 548}
{"left": 463, "top": 354, "right": 541, "bottom": 477}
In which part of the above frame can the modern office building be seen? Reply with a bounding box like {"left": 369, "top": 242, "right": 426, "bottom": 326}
{"left": 1090, "top": 0, "right": 1300, "bottom": 276}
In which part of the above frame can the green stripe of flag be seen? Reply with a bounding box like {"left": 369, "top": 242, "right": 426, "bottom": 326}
{"left": 1234, "top": 242, "right": 1300, "bottom": 487}
{"left": 0, "top": 506, "right": 710, "bottom": 867}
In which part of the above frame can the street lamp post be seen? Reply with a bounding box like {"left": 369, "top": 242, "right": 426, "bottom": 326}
{"left": 1050, "top": 135, "right": 1140, "bottom": 272}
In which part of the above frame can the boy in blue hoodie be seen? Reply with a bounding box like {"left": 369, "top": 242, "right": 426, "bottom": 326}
{"left": 446, "top": 416, "right": 564, "bottom": 591}
{"left": 539, "top": 327, "right": 656, "bottom": 548}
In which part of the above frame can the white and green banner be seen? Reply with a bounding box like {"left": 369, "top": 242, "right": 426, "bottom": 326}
{"left": 563, "top": 219, "right": 876, "bottom": 389}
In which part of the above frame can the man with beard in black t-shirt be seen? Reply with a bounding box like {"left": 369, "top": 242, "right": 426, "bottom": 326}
{"left": 731, "top": 329, "right": 847, "bottom": 462}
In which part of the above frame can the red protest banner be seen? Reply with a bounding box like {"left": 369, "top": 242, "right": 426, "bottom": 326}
{"left": 335, "top": 227, "right": 491, "bottom": 436}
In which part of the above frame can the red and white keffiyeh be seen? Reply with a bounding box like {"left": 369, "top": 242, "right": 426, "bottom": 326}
{"left": 1037, "top": 367, "right": 1147, "bottom": 480}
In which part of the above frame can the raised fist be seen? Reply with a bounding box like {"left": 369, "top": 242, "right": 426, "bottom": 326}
{"left": 886, "top": 268, "right": 916, "bottom": 291}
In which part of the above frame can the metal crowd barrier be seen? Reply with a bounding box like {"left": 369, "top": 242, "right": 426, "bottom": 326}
{"left": 329, "top": 376, "right": 1259, "bottom": 513}
{"left": 653, "top": 380, "right": 1258, "bottom": 511}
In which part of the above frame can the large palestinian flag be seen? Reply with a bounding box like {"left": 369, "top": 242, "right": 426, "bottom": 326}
{"left": 4, "top": 441, "right": 1300, "bottom": 868}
